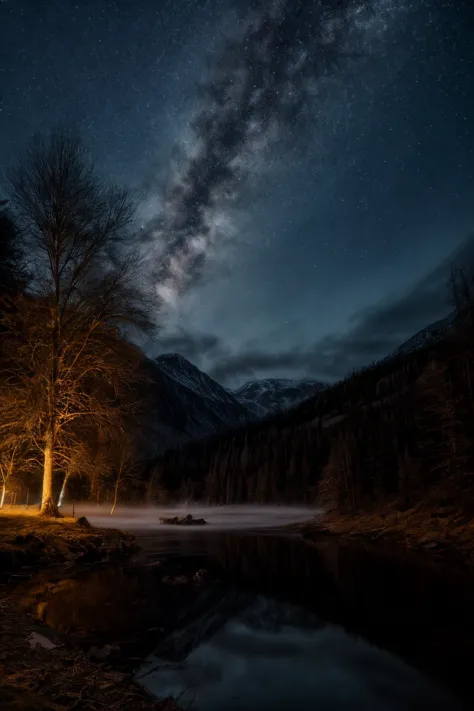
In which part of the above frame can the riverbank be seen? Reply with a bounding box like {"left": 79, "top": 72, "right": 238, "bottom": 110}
{"left": 0, "top": 510, "right": 136, "bottom": 574}
{"left": 0, "top": 511, "right": 183, "bottom": 710}
{"left": 299, "top": 500, "right": 474, "bottom": 568}
{"left": 0, "top": 595, "right": 181, "bottom": 711}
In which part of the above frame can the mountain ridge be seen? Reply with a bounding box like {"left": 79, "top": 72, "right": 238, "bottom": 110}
{"left": 141, "top": 354, "right": 251, "bottom": 455}
{"left": 145, "top": 311, "right": 456, "bottom": 455}
{"left": 233, "top": 377, "right": 327, "bottom": 416}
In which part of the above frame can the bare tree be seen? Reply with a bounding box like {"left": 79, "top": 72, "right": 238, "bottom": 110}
{"left": 0, "top": 202, "right": 29, "bottom": 294}
{"left": 57, "top": 436, "right": 105, "bottom": 507}
{"left": 0, "top": 131, "right": 155, "bottom": 516}
{"left": 110, "top": 434, "right": 140, "bottom": 515}
{"left": 0, "top": 435, "right": 24, "bottom": 507}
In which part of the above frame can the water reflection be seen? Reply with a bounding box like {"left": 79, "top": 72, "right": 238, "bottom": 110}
{"left": 138, "top": 594, "right": 465, "bottom": 711}
{"left": 208, "top": 533, "right": 474, "bottom": 699}
{"left": 13, "top": 528, "right": 474, "bottom": 709}
{"left": 137, "top": 532, "right": 474, "bottom": 709}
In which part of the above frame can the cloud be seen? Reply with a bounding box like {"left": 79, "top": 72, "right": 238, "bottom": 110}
{"left": 151, "top": 223, "right": 473, "bottom": 387}
{"left": 145, "top": 0, "right": 396, "bottom": 308}
{"left": 152, "top": 327, "right": 225, "bottom": 363}
{"left": 207, "top": 288, "right": 448, "bottom": 385}
{"left": 204, "top": 234, "right": 471, "bottom": 384}
{"left": 206, "top": 335, "right": 394, "bottom": 385}
{"left": 151, "top": 272, "right": 449, "bottom": 385}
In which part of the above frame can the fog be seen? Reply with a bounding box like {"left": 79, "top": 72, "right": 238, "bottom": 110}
{"left": 61, "top": 503, "right": 319, "bottom": 532}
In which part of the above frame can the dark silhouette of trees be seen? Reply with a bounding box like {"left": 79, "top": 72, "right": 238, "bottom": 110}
{"left": 147, "top": 270, "right": 474, "bottom": 518}
{"left": 0, "top": 200, "right": 29, "bottom": 295}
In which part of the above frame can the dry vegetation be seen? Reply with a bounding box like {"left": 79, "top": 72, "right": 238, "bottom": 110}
{"left": 0, "top": 510, "right": 135, "bottom": 573}
{"left": 300, "top": 498, "right": 474, "bottom": 567}
{"left": 0, "top": 596, "right": 180, "bottom": 711}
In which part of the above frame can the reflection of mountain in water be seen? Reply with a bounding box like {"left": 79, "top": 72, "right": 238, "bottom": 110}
{"left": 208, "top": 531, "right": 474, "bottom": 700}
{"left": 17, "top": 529, "right": 474, "bottom": 709}
{"left": 138, "top": 593, "right": 465, "bottom": 711}
{"left": 238, "top": 595, "right": 322, "bottom": 632}
{"left": 149, "top": 590, "right": 323, "bottom": 663}
{"left": 136, "top": 532, "right": 474, "bottom": 710}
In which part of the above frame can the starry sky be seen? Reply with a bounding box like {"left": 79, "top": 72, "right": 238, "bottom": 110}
{"left": 1, "top": 0, "right": 473, "bottom": 388}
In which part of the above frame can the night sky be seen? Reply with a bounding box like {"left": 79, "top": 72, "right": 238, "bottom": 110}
{"left": 1, "top": 0, "right": 473, "bottom": 387}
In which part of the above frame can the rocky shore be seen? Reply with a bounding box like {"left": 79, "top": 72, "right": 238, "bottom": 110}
{"left": 298, "top": 501, "right": 474, "bottom": 569}
{"left": 0, "top": 512, "right": 136, "bottom": 575}
{"left": 0, "top": 512, "right": 185, "bottom": 711}
{"left": 0, "top": 594, "right": 181, "bottom": 711}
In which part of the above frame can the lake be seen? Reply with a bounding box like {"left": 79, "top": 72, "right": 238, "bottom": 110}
{"left": 23, "top": 505, "right": 474, "bottom": 710}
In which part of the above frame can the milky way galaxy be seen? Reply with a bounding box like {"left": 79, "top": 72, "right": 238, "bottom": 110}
{"left": 145, "top": 0, "right": 401, "bottom": 308}
{"left": 0, "top": 0, "right": 473, "bottom": 385}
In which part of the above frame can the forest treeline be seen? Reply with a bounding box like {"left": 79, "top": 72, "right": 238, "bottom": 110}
{"left": 148, "top": 283, "right": 474, "bottom": 516}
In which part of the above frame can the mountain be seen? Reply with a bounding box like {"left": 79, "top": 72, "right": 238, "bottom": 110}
{"left": 140, "top": 355, "right": 329, "bottom": 454}
{"left": 148, "top": 313, "right": 464, "bottom": 505}
{"left": 157, "top": 353, "right": 240, "bottom": 405}
{"left": 233, "top": 377, "right": 327, "bottom": 417}
{"left": 142, "top": 354, "right": 252, "bottom": 455}
{"left": 144, "top": 309, "right": 455, "bottom": 456}
{"left": 391, "top": 312, "right": 455, "bottom": 357}
{"left": 145, "top": 311, "right": 456, "bottom": 456}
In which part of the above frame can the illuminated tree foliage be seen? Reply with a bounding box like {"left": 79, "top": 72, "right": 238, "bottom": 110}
{"left": 0, "top": 131, "right": 155, "bottom": 515}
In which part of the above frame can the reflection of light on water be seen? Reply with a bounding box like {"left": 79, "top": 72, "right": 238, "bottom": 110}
{"left": 137, "top": 597, "right": 466, "bottom": 711}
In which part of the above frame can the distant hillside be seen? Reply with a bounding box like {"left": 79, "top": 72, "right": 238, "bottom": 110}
{"left": 390, "top": 313, "right": 455, "bottom": 358}
{"left": 141, "top": 353, "right": 252, "bottom": 455}
{"left": 141, "top": 355, "right": 329, "bottom": 454}
{"left": 144, "top": 309, "right": 458, "bottom": 460}
{"left": 148, "top": 309, "right": 474, "bottom": 517}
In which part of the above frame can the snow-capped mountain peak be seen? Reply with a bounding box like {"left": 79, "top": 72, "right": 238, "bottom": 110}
{"left": 233, "top": 377, "right": 327, "bottom": 416}
{"left": 156, "top": 353, "right": 240, "bottom": 406}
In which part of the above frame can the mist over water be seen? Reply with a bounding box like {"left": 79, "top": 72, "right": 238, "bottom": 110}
{"left": 63, "top": 504, "right": 319, "bottom": 533}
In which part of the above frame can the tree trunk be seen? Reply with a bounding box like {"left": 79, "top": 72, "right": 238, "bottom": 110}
{"left": 58, "top": 471, "right": 70, "bottom": 507}
{"left": 0, "top": 483, "right": 5, "bottom": 508}
{"left": 40, "top": 433, "right": 60, "bottom": 517}
{"left": 110, "top": 471, "right": 121, "bottom": 515}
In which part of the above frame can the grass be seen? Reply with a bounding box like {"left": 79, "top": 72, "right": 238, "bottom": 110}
{"left": 0, "top": 505, "right": 77, "bottom": 522}
{"left": 0, "top": 507, "right": 135, "bottom": 573}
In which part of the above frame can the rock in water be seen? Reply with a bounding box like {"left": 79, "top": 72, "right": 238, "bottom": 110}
{"left": 76, "top": 516, "right": 92, "bottom": 528}
{"left": 193, "top": 568, "right": 209, "bottom": 583}
{"left": 159, "top": 514, "right": 207, "bottom": 526}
